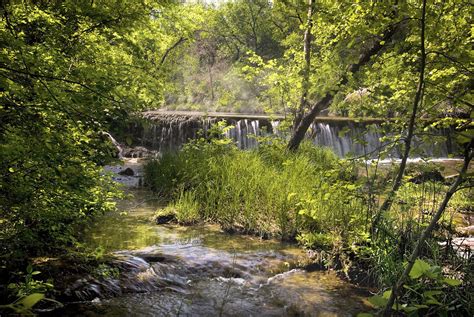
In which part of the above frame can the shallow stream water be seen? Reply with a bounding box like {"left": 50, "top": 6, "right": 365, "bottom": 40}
{"left": 59, "top": 190, "right": 371, "bottom": 316}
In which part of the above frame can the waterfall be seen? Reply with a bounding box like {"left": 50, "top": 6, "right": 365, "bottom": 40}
{"left": 102, "top": 132, "right": 124, "bottom": 159}
{"left": 308, "top": 122, "right": 386, "bottom": 157}
{"left": 224, "top": 119, "right": 266, "bottom": 149}
{"left": 122, "top": 112, "right": 457, "bottom": 158}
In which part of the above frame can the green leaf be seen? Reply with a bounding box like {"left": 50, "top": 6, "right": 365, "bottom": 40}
{"left": 425, "top": 298, "right": 442, "bottom": 305}
{"left": 443, "top": 278, "right": 462, "bottom": 286}
{"left": 424, "top": 290, "right": 443, "bottom": 297}
{"left": 17, "top": 293, "right": 44, "bottom": 309}
{"left": 414, "top": 304, "right": 429, "bottom": 309}
{"left": 400, "top": 306, "right": 419, "bottom": 313}
{"left": 368, "top": 295, "right": 388, "bottom": 308}
{"left": 422, "top": 264, "right": 441, "bottom": 279}
{"left": 409, "top": 259, "right": 431, "bottom": 279}
{"left": 403, "top": 284, "right": 418, "bottom": 293}
{"left": 382, "top": 290, "right": 392, "bottom": 299}
{"left": 356, "top": 313, "right": 373, "bottom": 317}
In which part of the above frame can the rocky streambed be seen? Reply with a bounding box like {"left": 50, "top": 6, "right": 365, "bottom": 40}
{"left": 47, "top": 190, "right": 371, "bottom": 316}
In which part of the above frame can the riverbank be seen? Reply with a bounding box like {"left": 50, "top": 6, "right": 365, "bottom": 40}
{"left": 40, "top": 189, "right": 373, "bottom": 316}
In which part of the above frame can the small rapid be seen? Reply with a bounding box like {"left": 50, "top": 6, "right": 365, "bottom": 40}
{"left": 54, "top": 191, "right": 371, "bottom": 316}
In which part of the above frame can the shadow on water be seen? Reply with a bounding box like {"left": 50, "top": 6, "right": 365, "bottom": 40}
{"left": 58, "top": 190, "right": 372, "bottom": 317}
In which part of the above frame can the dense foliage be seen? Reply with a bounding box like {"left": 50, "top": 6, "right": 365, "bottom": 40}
{"left": 163, "top": 0, "right": 472, "bottom": 120}
{"left": 0, "top": 0, "right": 183, "bottom": 257}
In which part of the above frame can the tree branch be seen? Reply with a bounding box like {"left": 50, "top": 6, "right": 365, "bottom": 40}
{"left": 287, "top": 22, "right": 400, "bottom": 151}
{"left": 0, "top": 65, "right": 123, "bottom": 104}
{"left": 159, "top": 36, "right": 187, "bottom": 68}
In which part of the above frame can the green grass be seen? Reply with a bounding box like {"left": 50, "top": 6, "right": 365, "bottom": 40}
{"left": 145, "top": 129, "right": 366, "bottom": 249}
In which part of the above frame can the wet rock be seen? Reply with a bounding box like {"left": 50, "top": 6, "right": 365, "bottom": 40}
{"left": 122, "top": 146, "right": 154, "bottom": 158}
{"left": 452, "top": 237, "right": 474, "bottom": 248}
{"left": 132, "top": 252, "right": 178, "bottom": 264}
{"left": 439, "top": 237, "right": 474, "bottom": 259}
{"left": 408, "top": 170, "right": 445, "bottom": 184}
{"left": 156, "top": 213, "right": 176, "bottom": 224}
{"left": 65, "top": 278, "right": 117, "bottom": 301}
{"left": 118, "top": 167, "right": 135, "bottom": 176}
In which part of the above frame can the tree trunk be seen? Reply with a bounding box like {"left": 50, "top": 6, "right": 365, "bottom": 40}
{"left": 209, "top": 62, "right": 214, "bottom": 101}
{"left": 294, "top": 0, "right": 314, "bottom": 130}
{"left": 287, "top": 25, "right": 398, "bottom": 151}
{"left": 382, "top": 140, "right": 473, "bottom": 316}
{"left": 372, "top": 0, "right": 427, "bottom": 232}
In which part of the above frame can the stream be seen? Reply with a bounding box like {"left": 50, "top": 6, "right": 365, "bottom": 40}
{"left": 55, "top": 190, "right": 371, "bottom": 316}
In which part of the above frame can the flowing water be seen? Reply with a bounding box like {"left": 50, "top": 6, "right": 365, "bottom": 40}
{"left": 57, "top": 190, "right": 371, "bottom": 316}
{"left": 123, "top": 111, "right": 457, "bottom": 158}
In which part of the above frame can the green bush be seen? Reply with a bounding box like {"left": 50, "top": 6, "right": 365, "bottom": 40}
{"left": 7, "top": 265, "right": 53, "bottom": 298}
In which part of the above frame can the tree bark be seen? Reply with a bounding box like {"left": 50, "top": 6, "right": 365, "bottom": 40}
{"left": 287, "top": 25, "right": 398, "bottom": 151}
{"left": 293, "top": 0, "right": 314, "bottom": 130}
{"left": 372, "top": 0, "right": 427, "bottom": 232}
{"left": 382, "top": 139, "right": 473, "bottom": 316}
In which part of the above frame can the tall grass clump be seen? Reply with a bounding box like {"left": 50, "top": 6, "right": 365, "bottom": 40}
{"left": 168, "top": 188, "right": 201, "bottom": 224}
{"left": 144, "top": 123, "right": 367, "bottom": 250}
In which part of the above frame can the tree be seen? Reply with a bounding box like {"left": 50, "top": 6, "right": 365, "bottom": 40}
{"left": 287, "top": 23, "right": 399, "bottom": 149}
{"left": 293, "top": 0, "right": 314, "bottom": 129}
{"left": 214, "top": 0, "right": 283, "bottom": 61}
{"left": 0, "top": 0, "right": 173, "bottom": 256}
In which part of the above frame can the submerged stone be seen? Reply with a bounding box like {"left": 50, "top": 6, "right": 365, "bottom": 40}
{"left": 118, "top": 167, "right": 135, "bottom": 176}
{"left": 155, "top": 213, "right": 176, "bottom": 224}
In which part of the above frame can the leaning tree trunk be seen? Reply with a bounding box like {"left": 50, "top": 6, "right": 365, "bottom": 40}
{"left": 293, "top": 0, "right": 314, "bottom": 130}
{"left": 382, "top": 139, "right": 473, "bottom": 316}
{"left": 372, "top": 0, "right": 427, "bottom": 232}
{"left": 287, "top": 25, "right": 398, "bottom": 151}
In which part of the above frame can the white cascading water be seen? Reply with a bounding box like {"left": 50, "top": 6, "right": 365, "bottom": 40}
{"left": 102, "top": 131, "right": 124, "bottom": 158}
{"left": 135, "top": 115, "right": 455, "bottom": 158}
